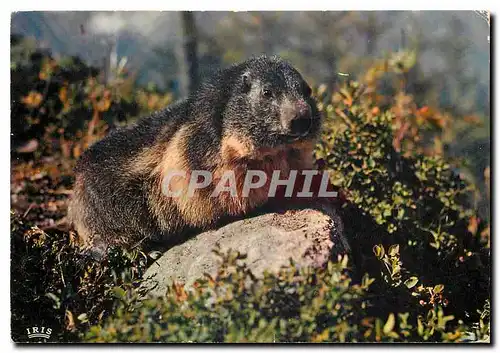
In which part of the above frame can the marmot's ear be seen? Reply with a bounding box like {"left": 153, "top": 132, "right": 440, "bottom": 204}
{"left": 242, "top": 72, "right": 251, "bottom": 93}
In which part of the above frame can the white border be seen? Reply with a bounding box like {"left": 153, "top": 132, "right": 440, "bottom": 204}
{"left": 1, "top": 2, "right": 496, "bottom": 352}
{"left": 1, "top": 1, "right": 497, "bottom": 11}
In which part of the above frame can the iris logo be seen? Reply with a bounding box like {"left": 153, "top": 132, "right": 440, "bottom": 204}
{"left": 26, "top": 326, "right": 52, "bottom": 340}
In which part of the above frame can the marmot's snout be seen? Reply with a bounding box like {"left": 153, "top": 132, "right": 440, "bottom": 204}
{"left": 280, "top": 98, "right": 315, "bottom": 138}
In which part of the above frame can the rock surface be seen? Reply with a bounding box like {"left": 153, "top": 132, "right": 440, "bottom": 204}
{"left": 143, "top": 205, "right": 347, "bottom": 297}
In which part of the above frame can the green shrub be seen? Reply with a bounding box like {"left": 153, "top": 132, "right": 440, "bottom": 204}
{"left": 10, "top": 211, "right": 149, "bottom": 342}
{"left": 315, "top": 81, "right": 490, "bottom": 327}
{"left": 84, "top": 249, "right": 466, "bottom": 343}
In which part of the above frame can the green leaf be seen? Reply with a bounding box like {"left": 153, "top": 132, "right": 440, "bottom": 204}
{"left": 111, "top": 286, "right": 126, "bottom": 299}
{"left": 383, "top": 313, "right": 396, "bottom": 334}
{"left": 341, "top": 254, "right": 349, "bottom": 268}
{"left": 362, "top": 273, "right": 376, "bottom": 288}
{"left": 404, "top": 276, "right": 419, "bottom": 289}
{"left": 417, "top": 317, "right": 424, "bottom": 336}
{"left": 388, "top": 244, "right": 400, "bottom": 257}
{"left": 45, "top": 292, "right": 61, "bottom": 309}
{"left": 442, "top": 315, "right": 454, "bottom": 325}
{"left": 434, "top": 284, "right": 444, "bottom": 294}
{"left": 373, "top": 244, "right": 385, "bottom": 259}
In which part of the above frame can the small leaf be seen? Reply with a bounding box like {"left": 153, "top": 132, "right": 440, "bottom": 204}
{"left": 434, "top": 284, "right": 444, "bottom": 293}
{"left": 442, "top": 315, "right": 455, "bottom": 325}
{"left": 404, "top": 276, "right": 419, "bottom": 289}
{"left": 148, "top": 251, "right": 162, "bottom": 260}
{"left": 111, "top": 286, "right": 126, "bottom": 299}
{"left": 46, "top": 292, "right": 61, "bottom": 309}
{"left": 373, "top": 244, "right": 385, "bottom": 259}
{"left": 341, "top": 254, "right": 349, "bottom": 268}
{"left": 362, "top": 273, "right": 376, "bottom": 288}
{"left": 417, "top": 317, "right": 424, "bottom": 336}
{"left": 66, "top": 310, "right": 75, "bottom": 331}
{"left": 383, "top": 313, "right": 396, "bottom": 334}
{"left": 388, "top": 244, "right": 400, "bottom": 257}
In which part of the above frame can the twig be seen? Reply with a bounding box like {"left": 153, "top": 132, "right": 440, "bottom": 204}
{"left": 22, "top": 203, "right": 35, "bottom": 219}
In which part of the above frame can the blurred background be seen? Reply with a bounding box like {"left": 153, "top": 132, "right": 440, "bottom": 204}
{"left": 10, "top": 11, "right": 490, "bottom": 219}
{"left": 11, "top": 11, "right": 490, "bottom": 102}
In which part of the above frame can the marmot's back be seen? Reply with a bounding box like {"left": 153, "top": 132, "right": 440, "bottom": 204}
{"left": 68, "top": 55, "right": 325, "bottom": 258}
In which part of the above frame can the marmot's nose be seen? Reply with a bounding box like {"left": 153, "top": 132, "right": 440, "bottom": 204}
{"left": 282, "top": 100, "right": 312, "bottom": 136}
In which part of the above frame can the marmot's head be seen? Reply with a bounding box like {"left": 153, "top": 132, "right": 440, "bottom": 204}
{"left": 219, "top": 55, "right": 322, "bottom": 152}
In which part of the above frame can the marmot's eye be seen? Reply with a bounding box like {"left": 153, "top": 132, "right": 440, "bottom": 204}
{"left": 262, "top": 89, "right": 273, "bottom": 98}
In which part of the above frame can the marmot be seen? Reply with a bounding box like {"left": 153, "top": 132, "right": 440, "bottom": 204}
{"left": 68, "top": 55, "right": 339, "bottom": 258}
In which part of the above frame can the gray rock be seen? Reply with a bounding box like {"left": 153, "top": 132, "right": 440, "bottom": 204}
{"left": 143, "top": 205, "right": 347, "bottom": 297}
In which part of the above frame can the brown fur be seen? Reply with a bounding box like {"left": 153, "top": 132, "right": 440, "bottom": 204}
{"left": 128, "top": 129, "right": 316, "bottom": 233}
{"left": 67, "top": 175, "right": 92, "bottom": 247}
